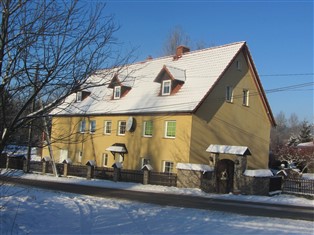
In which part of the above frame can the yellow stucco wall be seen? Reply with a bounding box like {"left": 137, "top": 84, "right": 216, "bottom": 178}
{"left": 191, "top": 51, "right": 271, "bottom": 169}
{"left": 44, "top": 115, "right": 193, "bottom": 172}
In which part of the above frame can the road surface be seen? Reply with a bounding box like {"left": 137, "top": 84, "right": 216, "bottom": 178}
{"left": 1, "top": 176, "right": 313, "bottom": 221}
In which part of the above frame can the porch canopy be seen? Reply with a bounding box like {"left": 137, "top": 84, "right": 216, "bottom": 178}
{"left": 206, "top": 144, "right": 251, "bottom": 156}
{"left": 106, "top": 143, "right": 128, "bottom": 157}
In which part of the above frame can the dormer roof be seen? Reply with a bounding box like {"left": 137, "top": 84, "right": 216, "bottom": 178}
{"left": 154, "top": 65, "right": 186, "bottom": 83}
{"left": 108, "top": 73, "right": 135, "bottom": 88}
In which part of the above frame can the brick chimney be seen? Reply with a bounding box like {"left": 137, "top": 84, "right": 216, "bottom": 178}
{"left": 174, "top": 45, "right": 190, "bottom": 60}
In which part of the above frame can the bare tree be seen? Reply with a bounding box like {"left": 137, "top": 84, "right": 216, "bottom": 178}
{"left": 0, "top": 0, "right": 132, "bottom": 156}
{"left": 162, "top": 26, "right": 190, "bottom": 56}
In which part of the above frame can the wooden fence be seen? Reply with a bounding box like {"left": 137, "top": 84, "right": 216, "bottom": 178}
{"left": 1, "top": 155, "right": 313, "bottom": 196}
{"left": 0, "top": 156, "right": 176, "bottom": 187}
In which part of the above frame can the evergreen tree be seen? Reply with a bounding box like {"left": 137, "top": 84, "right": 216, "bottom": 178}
{"left": 298, "top": 121, "right": 313, "bottom": 143}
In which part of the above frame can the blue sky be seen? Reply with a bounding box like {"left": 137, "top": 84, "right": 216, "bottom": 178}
{"left": 102, "top": 1, "right": 313, "bottom": 122}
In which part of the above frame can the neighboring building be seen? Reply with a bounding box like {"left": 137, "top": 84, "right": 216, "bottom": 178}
{"left": 44, "top": 41, "right": 275, "bottom": 172}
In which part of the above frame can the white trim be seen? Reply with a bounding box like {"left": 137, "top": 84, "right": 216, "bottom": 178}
{"left": 76, "top": 91, "right": 82, "bottom": 102}
{"left": 163, "top": 160, "right": 174, "bottom": 173}
{"left": 114, "top": 86, "right": 121, "bottom": 99}
{"left": 162, "top": 80, "right": 171, "bottom": 96}
{"left": 226, "top": 86, "right": 233, "bottom": 102}
{"left": 117, "top": 120, "right": 126, "bottom": 135}
{"left": 79, "top": 120, "right": 86, "bottom": 133}
{"left": 164, "top": 120, "right": 176, "bottom": 138}
{"left": 89, "top": 120, "right": 96, "bottom": 134}
{"left": 243, "top": 89, "right": 249, "bottom": 106}
{"left": 103, "top": 120, "right": 112, "bottom": 135}
{"left": 143, "top": 120, "right": 153, "bottom": 137}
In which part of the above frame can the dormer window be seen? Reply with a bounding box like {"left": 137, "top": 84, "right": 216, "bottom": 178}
{"left": 76, "top": 91, "right": 82, "bottom": 102}
{"left": 154, "top": 65, "right": 186, "bottom": 96}
{"left": 114, "top": 86, "right": 121, "bottom": 99}
{"left": 162, "top": 80, "right": 171, "bottom": 96}
{"left": 108, "top": 74, "right": 134, "bottom": 100}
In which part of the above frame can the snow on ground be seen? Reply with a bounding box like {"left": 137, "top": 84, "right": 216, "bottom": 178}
{"left": 1, "top": 170, "right": 314, "bottom": 235}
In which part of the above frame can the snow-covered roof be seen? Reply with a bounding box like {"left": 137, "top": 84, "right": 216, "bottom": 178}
{"left": 106, "top": 144, "right": 127, "bottom": 153}
{"left": 51, "top": 41, "right": 246, "bottom": 115}
{"left": 244, "top": 169, "right": 274, "bottom": 177}
{"left": 141, "top": 164, "right": 153, "bottom": 171}
{"left": 176, "top": 163, "right": 214, "bottom": 172}
{"left": 165, "top": 65, "right": 186, "bottom": 82}
{"left": 206, "top": 144, "right": 251, "bottom": 156}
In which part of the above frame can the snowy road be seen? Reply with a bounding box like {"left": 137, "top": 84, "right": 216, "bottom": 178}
{"left": 2, "top": 175, "right": 314, "bottom": 221}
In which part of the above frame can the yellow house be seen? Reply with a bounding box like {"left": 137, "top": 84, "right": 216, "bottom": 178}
{"left": 44, "top": 41, "right": 275, "bottom": 172}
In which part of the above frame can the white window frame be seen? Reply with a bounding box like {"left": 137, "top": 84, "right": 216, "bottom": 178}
{"left": 226, "top": 86, "right": 233, "bottom": 103}
{"left": 118, "top": 120, "right": 126, "bottom": 136}
{"left": 103, "top": 120, "right": 112, "bottom": 135}
{"left": 162, "top": 80, "right": 171, "bottom": 96}
{"left": 76, "top": 91, "right": 82, "bottom": 102}
{"left": 165, "top": 121, "right": 176, "bottom": 138}
{"left": 163, "top": 161, "right": 174, "bottom": 173}
{"left": 141, "top": 158, "right": 150, "bottom": 168}
{"left": 79, "top": 120, "right": 86, "bottom": 133}
{"left": 77, "top": 151, "right": 83, "bottom": 163}
{"left": 102, "top": 153, "right": 108, "bottom": 166}
{"left": 114, "top": 86, "right": 121, "bottom": 99}
{"left": 143, "top": 120, "right": 153, "bottom": 137}
{"left": 89, "top": 120, "right": 96, "bottom": 134}
{"left": 243, "top": 89, "right": 249, "bottom": 106}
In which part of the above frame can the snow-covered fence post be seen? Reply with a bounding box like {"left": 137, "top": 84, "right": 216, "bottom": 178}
{"left": 62, "top": 159, "right": 72, "bottom": 177}
{"left": 141, "top": 164, "right": 153, "bottom": 185}
{"left": 23, "top": 156, "right": 28, "bottom": 173}
{"left": 86, "top": 160, "right": 96, "bottom": 180}
{"left": 42, "top": 156, "right": 51, "bottom": 175}
{"left": 112, "top": 162, "right": 122, "bottom": 182}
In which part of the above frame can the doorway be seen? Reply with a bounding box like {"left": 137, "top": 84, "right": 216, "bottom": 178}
{"left": 216, "top": 159, "right": 234, "bottom": 194}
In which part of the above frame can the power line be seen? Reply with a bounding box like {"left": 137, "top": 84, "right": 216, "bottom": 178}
{"left": 259, "top": 73, "right": 314, "bottom": 77}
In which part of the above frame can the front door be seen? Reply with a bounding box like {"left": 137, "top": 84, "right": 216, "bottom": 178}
{"left": 216, "top": 159, "right": 234, "bottom": 194}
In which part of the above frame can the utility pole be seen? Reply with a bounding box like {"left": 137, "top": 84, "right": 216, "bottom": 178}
{"left": 26, "top": 65, "right": 38, "bottom": 172}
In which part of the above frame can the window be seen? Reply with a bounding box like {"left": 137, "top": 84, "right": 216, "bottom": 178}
{"left": 163, "top": 161, "right": 174, "bottom": 173}
{"left": 102, "top": 153, "right": 108, "bottom": 166}
{"left": 143, "top": 121, "right": 153, "bottom": 137}
{"left": 141, "top": 158, "right": 150, "bottom": 167}
{"left": 76, "top": 91, "right": 82, "bottom": 102}
{"left": 226, "top": 86, "right": 233, "bottom": 102}
{"left": 243, "top": 89, "right": 249, "bottom": 106}
{"left": 162, "top": 80, "right": 171, "bottom": 96}
{"left": 79, "top": 120, "right": 86, "bottom": 133}
{"left": 89, "top": 120, "right": 96, "bottom": 134}
{"left": 114, "top": 86, "right": 121, "bottom": 99}
{"left": 165, "top": 121, "right": 176, "bottom": 138}
{"left": 236, "top": 60, "right": 242, "bottom": 71}
{"left": 77, "top": 151, "right": 82, "bottom": 163}
{"left": 103, "top": 121, "right": 112, "bottom": 135}
{"left": 118, "top": 121, "right": 126, "bottom": 135}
